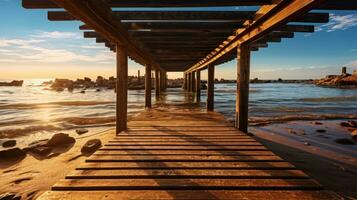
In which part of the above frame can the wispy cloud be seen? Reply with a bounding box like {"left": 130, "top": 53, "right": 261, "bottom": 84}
{"left": 316, "top": 13, "right": 357, "bottom": 32}
{"left": 0, "top": 31, "right": 114, "bottom": 64}
{"left": 33, "top": 31, "right": 81, "bottom": 39}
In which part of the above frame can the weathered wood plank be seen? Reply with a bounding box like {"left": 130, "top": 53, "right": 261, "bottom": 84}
{"left": 37, "top": 190, "right": 340, "bottom": 200}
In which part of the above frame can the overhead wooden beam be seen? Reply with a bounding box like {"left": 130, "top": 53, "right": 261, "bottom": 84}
{"left": 23, "top": 0, "right": 273, "bottom": 9}
{"left": 49, "top": 10, "right": 328, "bottom": 24}
{"left": 316, "top": 0, "right": 357, "bottom": 10}
{"left": 48, "top": 0, "right": 161, "bottom": 70}
{"left": 187, "top": 0, "right": 327, "bottom": 73}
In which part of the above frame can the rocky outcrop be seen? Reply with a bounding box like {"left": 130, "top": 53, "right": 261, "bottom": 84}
{"left": 0, "top": 80, "right": 23, "bottom": 87}
{"left": 314, "top": 70, "right": 357, "bottom": 88}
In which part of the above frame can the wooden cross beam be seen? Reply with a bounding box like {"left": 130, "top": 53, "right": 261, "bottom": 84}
{"left": 23, "top": 0, "right": 274, "bottom": 9}
{"left": 186, "top": 0, "right": 327, "bottom": 73}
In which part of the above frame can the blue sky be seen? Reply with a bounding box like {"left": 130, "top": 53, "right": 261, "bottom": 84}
{"left": 0, "top": 0, "right": 356, "bottom": 79}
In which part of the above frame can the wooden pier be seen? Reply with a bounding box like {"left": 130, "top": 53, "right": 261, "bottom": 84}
{"left": 37, "top": 108, "right": 338, "bottom": 199}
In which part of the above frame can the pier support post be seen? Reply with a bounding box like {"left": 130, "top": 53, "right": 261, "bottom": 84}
{"left": 155, "top": 70, "right": 160, "bottom": 96}
{"left": 207, "top": 64, "right": 214, "bottom": 111}
{"left": 116, "top": 45, "right": 128, "bottom": 134}
{"left": 145, "top": 64, "right": 152, "bottom": 108}
{"left": 192, "top": 71, "right": 196, "bottom": 92}
{"left": 160, "top": 71, "right": 165, "bottom": 90}
{"left": 188, "top": 72, "right": 192, "bottom": 92}
{"left": 235, "top": 44, "right": 250, "bottom": 133}
{"left": 196, "top": 70, "right": 201, "bottom": 102}
{"left": 183, "top": 73, "right": 187, "bottom": 90}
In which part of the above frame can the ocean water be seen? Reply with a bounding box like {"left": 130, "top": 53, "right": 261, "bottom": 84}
{"left": 0, "top": 79, "right": 357, "bottom": 146}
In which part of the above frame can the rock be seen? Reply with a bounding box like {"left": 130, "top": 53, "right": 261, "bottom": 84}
{"left": 0, "top": 192, "right": 21, "bottom": 200}
{"left": 2, "top": 140, "right": 16, "bottom": 148}
{"left": 47, "top": 133, "right": 75, "bottom": 147}
{"left": 76, "top": 128, "right": 88, "bottom": 135}
{"left": 0, "top": 80, "right": 23, "bottom": 87}
{"left": 288, "top": 130, "right": 297, "bottom": 134}
{"left": 28, "top": 146, "right": 52, "bottom": 157}
{"left": 0, "top": 148, "right": 26, "bottom": 161}
{"left": 316, "top": 129, "right": 326, "bottom": 133}
{"left": 312, "top": 121, "right": 323, "bottom": 125}
{"left": 340, "top": 122, "right": 350, "bottom": 127}
{"left": 304, "top": 142, "right": 310, "bottom": 146}
{"left": 348, "top": 120, "right": 357, "bottom": 128}
{"left": 80, "top": 90, "right": 85, "bottom": 94}
{"left": 81, "top": 139, "right": 102, "bottom": 154}
{"left": 96, "top": 88, "right": 101, "bottom": 92}
{"left": 334, "top": 138, "right": 355, "bottom": 145}
{"left": 351, "top": 130, "right": 357, "bottom": 142}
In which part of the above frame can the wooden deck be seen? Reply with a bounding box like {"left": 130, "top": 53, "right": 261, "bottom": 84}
{"left": 38, "top": 108, "right": 339, "bottom": 199}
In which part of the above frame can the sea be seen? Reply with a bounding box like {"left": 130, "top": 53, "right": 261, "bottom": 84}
{"left": 1, "top": 79, "right": 357, "bottom": 148}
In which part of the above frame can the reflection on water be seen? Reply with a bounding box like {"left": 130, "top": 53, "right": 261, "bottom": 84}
{"left": 0, "top": 80, "right": 357, "bottom": 143}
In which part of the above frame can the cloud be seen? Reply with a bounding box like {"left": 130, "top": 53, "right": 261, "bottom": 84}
{"left": 33, "top": 31, "right": 81, "bottom": 39}
{"left": 317, "top": 13, "right": 357, "bottom": 32}
{"left": 0, "top": 38, "right": 44, "bottom": 47}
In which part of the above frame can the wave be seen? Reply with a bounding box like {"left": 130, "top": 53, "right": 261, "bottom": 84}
{"left": 249, "top": 113, "right": 357, "bottom": 126}
{"left": 0, "top": 101, "right": 114, "bottom": 109}
{"left": 58, "top": 116, "right": 116, "bottom": 126}
{"left": 299, "top": 96, "right": 357, "bottom": 102}
{"left": 0, "top": 125, "right": 60, "bottom": 139}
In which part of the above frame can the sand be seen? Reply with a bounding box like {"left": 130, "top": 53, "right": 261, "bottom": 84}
{"left": 251, "top": 120, "right": 357, "bottom": 199}
{"left": 0, "top": 129, "right": 115, "bottom": 199}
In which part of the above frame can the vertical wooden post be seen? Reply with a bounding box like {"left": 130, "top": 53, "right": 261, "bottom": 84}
{"left": 236, "top": 44, "right": 250, "bottom": 133}
{"left": 116, "top": 45, "right": 128, "bottom": 134}
{"left": 188, "top": 72, "right": 192, "bottom": 92}
{"left": 155, "top": 70, "right": 160, "bottom": 96}
{"left": 145, "top": 64, "right": 152, "bottom": 108}
{"left": 138, "top": 70, "right": 141, "bottom": 83}
{"left": 191, "top": 71, "right": 196, "bottom": 92}
{"left": 183, "top": 73, "right": 187, "bottom": 90}
{"left": 164, "top": 73, "right": 167, "bottom": 89}
{"left": 207, "top": 65, "right": 214, "bottom": 111}
{"left": 196, "top": 70, "right": 201, "bottom": 102}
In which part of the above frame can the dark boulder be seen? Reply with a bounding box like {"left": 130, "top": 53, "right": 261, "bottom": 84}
{"left": 334, "top": 138, "right": 355, "bottom": 145}
{"left": 47, "top": 133, "right": 75, "bottom": 147}
{"left": 2, "top": 140, "right": 16, "bottom": 148}
{"left": 0, "top": 148, "right": 26, "bottom": 161}
{"left": 76, "top": 128, "right": 88, "bottom": 135}
{"left": 28, "top": 146, "right": 52, "bottom": 157}
{"left": 352, "top": 130, "right": 357, "bottom": 142}
{"left": 0, "top": 192, "right": 21, "bottom": 200}
{"left": 81, "top": 139, "right": 102, "bottom": 154}
{"left": 316, "top": 129, "right": 326, "bottom": 133}
{"left": 340, "top": 122, "right": 350, "bottom": 127}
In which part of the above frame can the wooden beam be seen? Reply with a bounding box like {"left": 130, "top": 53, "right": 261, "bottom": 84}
{"left": 48, "top": 0, "right": 160, "bottom": 70}
{"left": 235, "top": 44, "right": 250, "bottom": 133}
{"left": 187, "top": 0, "right": 326, "bottom": 73}
{"left": 49, "top": 11, "right": 328, "bottom": 24}
{"left": 23, "top": 0, "right": 273, "bottom": 9}
{"left": 116, "top": 45, "right": 128, "bottom": 134}
{"left": 183, "top": 73, "right": 187, "bottom": 90}
{"left": 191, "top": 71, "right": 196, "bottom": 93}
{"left": 207, "top": 65, "right": 214, "bottom": 111}
{"left": 196, "top": 70, "right": 201, "bottom": 103}
{"left": 155, "top": 70, "right": 160, "bottom": 96}
{"left": 145, "top": 64, "right": 152, "bottom": 108}
{"left": 316, "top": 0, "right": 357, "bottom": 10}
{"left": 187, "top": 72, "right": 192, "bottom": 92}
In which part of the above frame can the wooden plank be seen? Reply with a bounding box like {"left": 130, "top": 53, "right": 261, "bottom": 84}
{"left": 52, "top": 179, "right": 321, "bottom": 190}
{"left": 94, "top": 151, "right": 275, "bottom": 156}
{"left": 104, "top": 142, "right": 261, "bottom": 146}
{"left": 66, "top": 169, "right": 306, "bottom": 178}
{"left": 37, "top": 190, "right": 340, "bottom": 200}
{"left": 23, "top": 0, "right": 274, "bottom": 9}
{"left": 76, "top": 161, "right": 296, "bottom": 170}
{"left": 110, "top": 138, "right": 255, "bottom": 142}
{"left": 100, "top": 146, "right": 268, "bottom": 150}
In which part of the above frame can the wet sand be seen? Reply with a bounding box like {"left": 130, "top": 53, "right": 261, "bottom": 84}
{"left": 251, "top": 120, "right": 357, "bottom": 199}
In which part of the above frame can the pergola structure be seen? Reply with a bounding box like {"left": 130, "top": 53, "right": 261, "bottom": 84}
{"left": 23, "top": 0, "right": 357, "bottom": 134}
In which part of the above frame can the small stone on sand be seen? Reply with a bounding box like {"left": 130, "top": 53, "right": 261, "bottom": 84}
{"left": 340, "top": 122, "right": 350, "bottom": 127}
{"left": 312, "top": 121, "right": 323, "bottom": 125}
{"left": 304, "top": 142, "right": 310, "bottom": 146}
{"left": 334, "top": 138, "right": 355, "bottom": 145}
{"left": 348, "top": 120, "right": 357, "bottom": 128}
{"left": 0, "top": 148, "right": 26, "bottom": 161}
{"left": 351, "top": 129, "right": 357, "bottom": 142}
{"left": 47, "top": 133, "right": 75, "bottom": 147}
{"left": 76, "top": 128, "right": 88, "bottom": 135}
{"left": 81, "top": 139, "right": 102, "bottom": 154}
{"left": 316, "top": 129, "right": 326, "bottom": 133}
{"left": 2, "top": 140, "right": 16, "bottom": 148}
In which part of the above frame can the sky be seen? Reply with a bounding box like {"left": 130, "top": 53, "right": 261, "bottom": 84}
{"left": 0, "top": 0, "right": 356, "bottom": 80}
